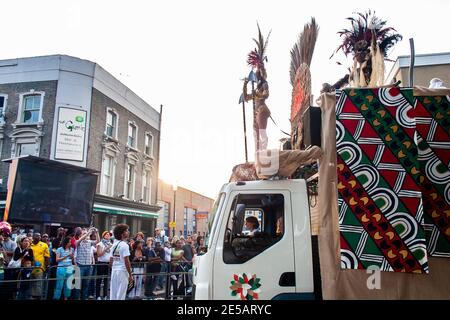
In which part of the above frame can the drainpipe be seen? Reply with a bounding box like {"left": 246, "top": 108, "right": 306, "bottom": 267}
{"left": 154, "top": 104, "right": 163, "bottom": 231}
{"left": 409, "top": 38, "right": 415, "bottom": 87}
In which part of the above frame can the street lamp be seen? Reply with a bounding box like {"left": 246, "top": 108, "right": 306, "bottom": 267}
{"left": 172, "top": 183, "right": 178, "bottom": 238}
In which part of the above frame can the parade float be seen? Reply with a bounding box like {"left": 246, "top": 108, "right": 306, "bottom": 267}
{"left": 193, "top": 11, "right": 450, "bottom": 300}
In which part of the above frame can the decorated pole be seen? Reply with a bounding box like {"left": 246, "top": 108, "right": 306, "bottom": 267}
{"left": 248, "top": 70, "right": 259, "bottom": 152}
{"left": 239, "top": 92, "right": 248, "bottom": 163}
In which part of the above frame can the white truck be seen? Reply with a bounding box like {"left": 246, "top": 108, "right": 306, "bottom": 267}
{"left": 192, "top": 179, "right": 320, "bottom": 300}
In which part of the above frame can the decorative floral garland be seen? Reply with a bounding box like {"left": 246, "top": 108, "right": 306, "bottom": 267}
{"left": 229, "top": 273, "right": 262, "bottom": 300}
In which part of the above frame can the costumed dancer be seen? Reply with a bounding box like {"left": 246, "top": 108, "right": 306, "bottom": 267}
{"left": 330, "top": 10, "right": 402, "bottom": 88}
{"left": 243, "top": 24, "right": 271, "bottom": 152}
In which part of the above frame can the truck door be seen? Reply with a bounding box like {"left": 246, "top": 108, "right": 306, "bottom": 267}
{"left": 212, "top": 191, "right": 295, "bottom": 300}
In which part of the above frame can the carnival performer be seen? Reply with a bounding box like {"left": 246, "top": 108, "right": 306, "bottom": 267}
{"left": 243, "top": 66, "right": 270, "bottom": 151}
{"left": 243, "top": 24, "right": 271, "bottom": 152}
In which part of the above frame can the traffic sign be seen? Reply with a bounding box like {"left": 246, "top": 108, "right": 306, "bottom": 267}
{"left": 169, "top": 221, "right": 176, "bottom": 228}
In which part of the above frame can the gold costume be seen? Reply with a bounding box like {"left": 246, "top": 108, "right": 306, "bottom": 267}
{"left": 243, "top": 73, "right": 271, "bottom": 151}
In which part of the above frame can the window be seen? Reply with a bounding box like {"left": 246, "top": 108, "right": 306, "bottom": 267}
{"left": 184, "top": 207, "right": 196, "bottom": 237}
{"left": 125, "top": 163, "right": 135, "bottom": 199}
{"left": 161, "top": 202, "right": 170, "bottom": 236}
{"left": 142, "top": 170, "right": 152, "bottom": 203}
{"left": 128, "top": 123, "right": 137, "bottom": 148}
{"left": 223, "top": 193, "right": 285, "bottom": 264}
{"left": 17, "top": 143, "right": 36, "bottom": 156}
{"left": 101, "top": 156, "right": 114, "bottom": 196}
{"left": 184, "top": 208, "right": 188, "bottom": 237}
{"left": 206, "top": 192, "right": 226, "bottom": 248}
{"left": 22, "top": 94, "right": 42, "bottom": 124}
{"left": 145, "top": 133, "right": 153, "bottom": 157}
{"left": 0, "top": 95, "right": 6, "bottom": 118}
{"left": 193, "top": 215, "right": 197, "bottom": 235}
{"left": 105, "top": 110, "right": 117, "bottom": 138}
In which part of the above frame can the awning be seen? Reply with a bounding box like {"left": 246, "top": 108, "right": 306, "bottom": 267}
{"left": 0, "top": 201, "right": 160, "bottom": 219}
{"left": 93, "top": 203, "right": 158, "bottom": 219}
{"left": 195, "top": 211, "right": 209, "bottom": 219}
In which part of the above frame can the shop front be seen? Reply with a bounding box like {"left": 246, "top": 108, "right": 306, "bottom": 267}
{"left": 0, "top": 195, "right": 161, "bottom": 238}
{"left": 92, "top": 195, "right": 161, "bottom": 237}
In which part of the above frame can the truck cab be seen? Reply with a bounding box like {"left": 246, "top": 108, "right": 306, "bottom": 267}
{"left": 193, "top": 179, "right": 316, "bottom": 300}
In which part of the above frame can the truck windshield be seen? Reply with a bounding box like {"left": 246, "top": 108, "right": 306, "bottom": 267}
{"left": 205, "top": 192, "right": 225, "bottom": 248}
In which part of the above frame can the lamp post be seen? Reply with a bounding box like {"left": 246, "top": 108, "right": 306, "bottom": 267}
{"left": 172, "top": 183, "right": 178, "bottom": 238}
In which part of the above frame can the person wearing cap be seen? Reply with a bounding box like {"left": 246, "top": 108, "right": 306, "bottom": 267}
{"left": 96, "top": 231, "right": 113, "bottom": 300}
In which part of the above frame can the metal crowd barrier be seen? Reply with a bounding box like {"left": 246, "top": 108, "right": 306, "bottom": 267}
{"left": 0, "top": 260, "right": 194, "bottom": 300}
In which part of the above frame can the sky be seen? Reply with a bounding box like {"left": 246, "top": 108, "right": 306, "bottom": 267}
{"left": 1, "top": 0, "right": 449, "bottom": 198}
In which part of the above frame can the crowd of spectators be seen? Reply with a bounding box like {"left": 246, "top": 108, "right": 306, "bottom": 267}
{"left": 0, "top": 223, "right": 207, "bottom": 300}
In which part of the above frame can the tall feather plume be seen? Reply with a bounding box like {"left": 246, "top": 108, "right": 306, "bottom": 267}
{"left": 330, "top": 10, "right": 402, "bottom": 59}
{"left": 247, "top": 23, "right": 272, "bottom": 69}
{"left": 289, "top": 18, "right": 319, "bottom": 150}
{"left": 290, "top": 17, "right": 319, "bottom": 86}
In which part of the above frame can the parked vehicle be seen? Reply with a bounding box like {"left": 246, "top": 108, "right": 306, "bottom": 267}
{"left": 193, "top": 179, "right": 319, "bottom": 300}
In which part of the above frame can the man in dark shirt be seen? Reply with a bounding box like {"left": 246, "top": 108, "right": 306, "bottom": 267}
{"left": 17, "top": 257, "right": 34, "bottom": 300}
{"left": 144, "top": 241, "right": 164, "bottom": 298}
{"left": 181, "top": 238, "right": 195, "bottom": 292}
{"left": 182, "top": 239, "right": 194, "bottom": 262}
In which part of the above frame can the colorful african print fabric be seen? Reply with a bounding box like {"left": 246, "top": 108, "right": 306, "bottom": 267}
{"left": 336, "top": 87, "right": 429, "bottom": 273}
{"left": 415, "top": 95, "right": 450, "bottom": 257}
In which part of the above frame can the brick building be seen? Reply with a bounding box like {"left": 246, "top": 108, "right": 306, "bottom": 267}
{"left": 0, "top": 55, "right": 160, "bottom": 236}
{"left": 156, "top": 180, "right": 215, "bottom": 238}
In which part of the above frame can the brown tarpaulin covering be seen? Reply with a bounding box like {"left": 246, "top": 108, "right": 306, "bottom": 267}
{"left": 317, "top": 90, "right": 450, "bottom": 299}
{"left": 229, "top": 147, "right": 322, "bottom": 182}
{"left": 256, "top": 147, "right": 322, "bottom": 179}
{"left": 413, "top": 86, "right": 450, "bottom": 96}
{"left": 229, "top": 162, "right": 259, "bottom": 182}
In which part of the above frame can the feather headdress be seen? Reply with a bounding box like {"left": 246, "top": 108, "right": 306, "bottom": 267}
{"left": 247, "top": 23, "right": 272, "bottom": 70}
{"left": 331, "top": 10, "right": 402, "bottom": 59}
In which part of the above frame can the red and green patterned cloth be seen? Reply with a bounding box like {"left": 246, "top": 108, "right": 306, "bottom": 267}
{"left": 336, "top": 87, "right": 450, "bottom": 273}
{"left": 414, "top": 95, "right": 450, "bottom": 257}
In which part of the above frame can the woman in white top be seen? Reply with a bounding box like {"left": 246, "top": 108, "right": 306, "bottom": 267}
{"left": 109, "top": 225, "right": 132, "bottom": 300}
{"left": 96, "top": 231, "right": 112, "bottom": 300}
